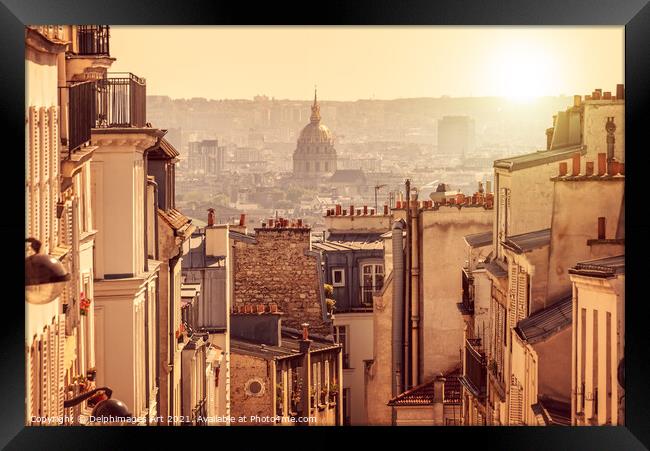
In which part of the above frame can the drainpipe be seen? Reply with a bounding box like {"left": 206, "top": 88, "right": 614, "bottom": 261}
{"left": 404, "top": 179, "right": 412, "bottom": 389}
{"left": 391, "top": 219, "right": 405, "bottom": 425}
{"left": 411, "top": 188, "right": 420, "bottom": 388}
{"left": 147, "top": 177, "right": 161, "bottom": 424}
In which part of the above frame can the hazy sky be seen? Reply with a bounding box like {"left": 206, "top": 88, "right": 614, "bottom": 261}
{"left": 110, "top": 26, "right": 624, "bottom": 101}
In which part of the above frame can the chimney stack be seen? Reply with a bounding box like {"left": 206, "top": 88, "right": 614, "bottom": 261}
{"left": 384, "top": 204, "right": 389, "bottom": 215}
{"left": 616, "top": 84, "right": 625, "bottom": 100}
{"left": 597, "top": 153, "right": 607, "bottom": 176}
{"left": 207, "top": 208, "right": 215, "bottom": 227}
{"left": 335, "top": 204, "right": 342, "bottom": 216}
{"left": 573, "top": 95, "right": 582, "bottom": 107}
{"left": 572, "top": 153, "right": 581, "bottom": 176}
{"left": 597, "top": 217, "right": 606, "bottom": 240}
{"left": 239, "top": 213, "right": 246, "bottom": 227}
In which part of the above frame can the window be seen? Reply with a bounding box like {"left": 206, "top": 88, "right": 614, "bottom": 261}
{"left": 332, "top": 268, "right": 345, "bottom": 287}
{"left": 335, "top": 326, "right": 350, "bottom": 369}
{"left": 361, "top": 263, "right": 384, "bottom": 305}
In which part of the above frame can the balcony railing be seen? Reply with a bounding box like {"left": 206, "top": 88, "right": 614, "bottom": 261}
{"left": 461, "top": 338, "right": 487, "bottom": 399}
{"left": 64, "top": 81, "right": 97, "bottom": 153}
{"left": 77, "top": 25, "right": 110, "bottom": 56}
{"left": 95, "top": 73, "right": 146, "bottom": 128}
{"left": 457, "top": 267, "right": 475, "bottom": 315}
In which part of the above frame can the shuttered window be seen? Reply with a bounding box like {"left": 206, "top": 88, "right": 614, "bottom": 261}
{"left": 29, "top": 107, "right": 40, "bottom": 240}
{"left": 39, "top": 108, "right": 51, "bottom": 253}
{"left": 509, "top": 375, "right": 523, "bottom": 425}
{"left": 517, "top": 269, "right": 528, "bottom": 323}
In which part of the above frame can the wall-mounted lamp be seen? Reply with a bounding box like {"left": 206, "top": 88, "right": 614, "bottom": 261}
{"left": 25, "top": 238, "right": 71, "bottom": 305}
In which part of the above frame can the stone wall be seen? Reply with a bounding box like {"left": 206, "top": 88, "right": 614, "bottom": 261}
{"left": 230, "top": 352, "right": 273, "bottom": 425}
{"left": 233, "top": 227, "right": 330, "bottom": 335}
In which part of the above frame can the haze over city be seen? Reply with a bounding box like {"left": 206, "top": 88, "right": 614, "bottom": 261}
{"left": 110, "top": 26, "right": 624, "bottom": 101}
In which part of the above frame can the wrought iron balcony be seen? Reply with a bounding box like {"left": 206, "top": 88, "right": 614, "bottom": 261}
{"left": 77, "top": 25, "right": 110, "bottom": 56}
{"left": 457, "top": 267, "right": 475, "bottom": 315}
{"left": 95, "top": 73, "right": 147, "bottom": 128}
{"left": 61, "top": 80, "right": 97, "bottom": 154}
{"left": 460, "top": 338, "right": 487, "bottom": 399}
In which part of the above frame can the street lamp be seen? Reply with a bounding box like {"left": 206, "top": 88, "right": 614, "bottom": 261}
{"left": 25, "top": 238, "right": 71, "bottom": 305}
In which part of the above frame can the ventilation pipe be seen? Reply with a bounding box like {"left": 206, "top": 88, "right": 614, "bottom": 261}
{"left": 391, "top": 219, "right": 405, "bottom": 425}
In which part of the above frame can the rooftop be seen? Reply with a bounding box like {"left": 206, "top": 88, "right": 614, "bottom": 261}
{"left": 387, "top": 368, "right": 461, "bottom": 407}
{"left": 329, "top": 169, "right": 367, "bottom": 184}
{"left": 484, "top": 260, "right": 507, "bottom": 279}
{"left": 569, "top": 255, "right": 625, "bottom": 278}
{"left": 503, "top": 228, "right": 551, "bottom": 254}
{"left": 494, "top": 145, "right": 584, "bottom": 172}
{"left": 515, "top": 296, "right": 572, "bottom": 344}
{"left": 158, "top": 208, "right": 192, "bottom": 232}
{"left": 230, "top": 327, "right": 340, "bottom": 361}
{"left": 531, "top": 396, "right": 571, "bottom": 426}
{"left": 464, "top": 231, "right": 493, "bottom": 249}
{"left": 313, "top": 233, "right": 384, "bottom": 252}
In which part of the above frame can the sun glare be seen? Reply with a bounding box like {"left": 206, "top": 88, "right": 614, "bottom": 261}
{"left": 490, "top": 40, "right": 555, "bottom": 103}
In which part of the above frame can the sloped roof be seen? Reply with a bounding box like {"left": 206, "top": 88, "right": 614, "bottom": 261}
{"left": 485, "top": 260, "right": 507, "bottom": 279}
{"left": 503, "top": 228, "right": 551, "bottom": 254}
{"left": 231, "top": 327, "right": 340, "bottom": 361}
{"left": 387, "top": 368, "right": 461, "bottom": 406}
{"left": 464, "top": 231, "right": 493, "bottom": 248}
{"left": 494, "top": 145, "right": 584, "bottom": 172}
{"left": 313, "top": 233, "right": 383, "bottom": 252}
{"left": 569, "top": 255, "right": 625, "bottom": 278}
{"left": 158, "top": 208, "right": 192, "bottom": 231}
{"left": 515, "top": 296, "right": 572, "bottom": 344}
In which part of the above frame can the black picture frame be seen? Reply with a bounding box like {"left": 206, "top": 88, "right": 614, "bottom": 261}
{"left": 4, "top": 0, "right": 649, "bottom": 448}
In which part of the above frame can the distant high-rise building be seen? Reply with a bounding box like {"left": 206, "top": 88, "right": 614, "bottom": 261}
{"left": 293, "top": 89, "right": 337, "bottom": 178}
{"left": 437, "top": 116, "right": 476, "bottom": 159}
{"left": 187, "top": 139, "right": 225, "bottom": 175}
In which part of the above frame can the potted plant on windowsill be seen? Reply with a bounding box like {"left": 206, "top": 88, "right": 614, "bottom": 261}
{"left": 329, "top": 383, "right": 339, "bottom": 403}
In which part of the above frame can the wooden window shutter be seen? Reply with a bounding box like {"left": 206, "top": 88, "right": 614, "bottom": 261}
{"left": 49, "top": 107, "right": 59, "bottom": 249}
{"left": 517, "top": 269, "right": 528, "bottom": 322}
{"left": 40, "top": 326, "right": 50, "bottom": 418}
{"left": 29, "top": 107, "right": 40, "bottom": 240}
{"left": 509, "top": 375, "right": 523, "bottom": 425}
{"left": 48, "top": 321, "right": 58, "bottom": 418}
{"left": 39, "top": 107, "right": 51, "bottom": 252}
{"left": 508, "top": 264, "right": 518, "bottom": 329}
{"left": 56, "top": 317, "right": 66, "bottom": 418}
{"left": 29, "top": 337, "right": 40, "bottom": 421}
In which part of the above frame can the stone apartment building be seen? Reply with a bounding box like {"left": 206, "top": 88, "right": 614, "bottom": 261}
{"left": 314, "top": 205, "right": 391, "bottom": 425}
{"left": 459, "top": 85, "right": 625, "bottom": 426}
{"left": 367, "top": 184, "right": 494, "bottom": 425}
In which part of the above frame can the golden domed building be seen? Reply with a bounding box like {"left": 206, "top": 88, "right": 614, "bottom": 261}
{"left": 293, "top": 89, "right": 337, "bottom": 178}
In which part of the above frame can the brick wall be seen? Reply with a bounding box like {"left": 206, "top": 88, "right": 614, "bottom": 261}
{"left": 233, "top": 227, "right": 330, "bottom": 335}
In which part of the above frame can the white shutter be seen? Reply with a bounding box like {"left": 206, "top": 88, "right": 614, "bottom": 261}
{"left": 29, "top": 107, "right": 40, "bottom": 240}
{"left": 517, "top": 269, "right": 528, "bottom": 322}
{"left": 39, "top": 107, "right": 51, "bottom": 252}
{"left": 49, "top": 107, "right": 59, "bottom": 249}
{"left": 56, "top": 317, "right": 66, "bottom": 418}
{"left": 508, "top": 263, "right": 518, "bottom": 329}
{"left": 509, "top": 375, "right": 523, "bottom": 425}
{"left": 48, "top": 321, "right": 58, "bottom": 419}
{"left": 40, "top": 327, "right": 49, "bottom": 419}
{"left": 29, "top": 338, "right": 40, "bottom": 421}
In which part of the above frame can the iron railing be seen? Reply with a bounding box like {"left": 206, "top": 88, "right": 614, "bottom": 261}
{"left": 95, "top": 73, "right": 146, "bottom": 128}
{"left": 459, "top": 267, "right": 475, "bottom": 314}
{"left": 77, "top": 25, "right": 110, "bottom": 56}
{"left": 462, "top": 338, "right": 487, "bottom": 398}
{"left": 65, "top": 81, "right": 97, "bottom": 153}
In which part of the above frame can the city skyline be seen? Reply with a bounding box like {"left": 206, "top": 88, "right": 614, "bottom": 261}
{"left": 110, "top": 26, "right": 624, "bottom": 101}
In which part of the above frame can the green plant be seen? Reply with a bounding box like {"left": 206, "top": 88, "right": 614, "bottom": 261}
{"left": 323, "top": 283, "right": 334, "bottom": 297}
{"left": 326, "top": 298, "right": 336, "bottom": 314}
{"left": 329, "top": 383, "right": 339, "bottom": 394}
